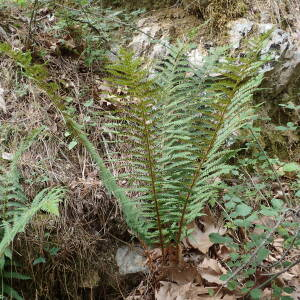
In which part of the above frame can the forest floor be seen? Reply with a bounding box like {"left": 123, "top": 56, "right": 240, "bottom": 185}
{"left": 0, "top": 1, "right": 299, "bottom": 299}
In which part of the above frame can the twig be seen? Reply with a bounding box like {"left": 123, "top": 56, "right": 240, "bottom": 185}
{"left": 214, "top": 208, "right": 288, "bottom": 298}
{"left": 249, "top": 256, "right": 300, "bottom": 294}
{"left": 54, "top": 3, "right": 172, "bottom": 51}
{"left": 67, "top": 16, "right": 117, "bottom": 56}
{"left": 25, "top": 0, "right": 39, "bottom": 49}
{"left": 241, "top": 166, "right": 268, "bottom": 202}
{"left": 266, "top": 226, "right": 300, "bottom": 270}
{"left": 249, "top": 127, "right": 291, "bottom": 203}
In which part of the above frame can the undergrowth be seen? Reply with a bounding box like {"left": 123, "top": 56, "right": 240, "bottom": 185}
{"left": 0, "top": 2, "right": 299, "bottom": 298}
{"left": 0, "top": 128, "right": 65, "bottom": 299}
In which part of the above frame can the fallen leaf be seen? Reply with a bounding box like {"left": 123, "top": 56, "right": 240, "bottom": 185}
{"left": 217, "top": 245, "right": 232, "bottom": 261}
{"left": 164, "top": 265, "right": 201, "bottom": 284}
{"left": 198, "top": 258, "right": 226, "bottom": 285}
{"left": 155, "top": 282, "right": 193, "bottom": 300}
{"left": 155, "top": 281, "right": 236, "bottom": 300}
{"left": 184, "top": 221, "right": 226, "bottom": 254}
{"left": 291, "top": 286, "right": 300, "bottom": 300}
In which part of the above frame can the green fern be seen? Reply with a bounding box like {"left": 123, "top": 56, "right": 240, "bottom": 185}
{"left": 105, "top": 37, "right": 271, "bottom": 257}
{"left": 0, "top": 35, "right": 271, "bottom": 263}
{"left": 0, "top": 43, "right": 147, "bottom": 244}
{"left": 0, "top": 128, "right": 65, "bottom": 299}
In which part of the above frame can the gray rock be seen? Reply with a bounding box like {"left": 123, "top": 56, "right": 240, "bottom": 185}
{"left": 227, "top": 18, "right": 300, "bottom": 95}
{"left": 188, "top": 48, "right": 204, "bottom": 69}
{"left": 228, "top": 18, "right": 254, "bottom": 49}
{"left": 149, "top": 40, "right": 169, "bottom": 59}
{"left": 115, "top": 246, "right": 148, "bottom": 275}
{"left": 129, "top": 25, "right": 162, "bottom": 57}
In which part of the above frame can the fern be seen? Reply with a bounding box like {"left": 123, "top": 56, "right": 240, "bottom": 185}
{"left": 0, "top": 35, "right": 271, "bottom": 263}
{"left": 0, "top": 128, "right": 65, "bottom": 299}
{"left": 105, "top": 37, "right": 271, "bottom": 258}
{"left": 0, "top": 127, "right": 44, "bottom": 223}
{"left": 0, "top": 43, "right": 148, "bottom": 244}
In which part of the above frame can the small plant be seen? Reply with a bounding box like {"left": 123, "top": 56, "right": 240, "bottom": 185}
{"left": 210, "top": 184, "right": 299, "bottom": 299}
{"left": 0, "top": 128, "right": 65, "bottom": 299}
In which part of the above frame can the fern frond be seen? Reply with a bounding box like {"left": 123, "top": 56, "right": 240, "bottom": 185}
{"left": 105, "top": 49, "right": 166, "bottom": 252}
{"left": 0, "top": 43, "right": 148, "bottom": 244}
{"left": 0, "top": 127, "right": 45, "bottom": 223}
{"left": 0, "top": 187, "right": 65, "bottom": 257}
{"left": 105, "top": 37, "right": 271, "bottom": 254}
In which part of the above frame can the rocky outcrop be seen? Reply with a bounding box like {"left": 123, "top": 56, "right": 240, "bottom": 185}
{"left": 228, "top": 19, "right": 300, "bottom": 96}
{"left": 128, "top": 8, "right": 201, "bottom": 60}
{"left": 129, "top": 9, "right": 300, "bottom": 98}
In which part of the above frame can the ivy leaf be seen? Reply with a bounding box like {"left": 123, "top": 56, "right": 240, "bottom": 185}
{"left": 228, "top": 280, "right": 238, "bottom": 291}
{"left": 231, "top": 203, "right": 252, "bottom": 217}
{"left": 283, "top": 162, "right": 300, "bottom": 172}
{"left": 256, "top": 247, "right": 269, "bottom": 264}
{"left": 250, "top": 288, "right": 262, "bottom": 299}
{"left": 246, "top": 281, "right": 255, "bottom": 288}
{"left": 209, "top": 233, "right": 233, "bottom": 244}
{"left": 283, "top": 287, "right": 295, "bottom": 294}
{"left": 260, "top": 206, "right": 278, "bottom": 217}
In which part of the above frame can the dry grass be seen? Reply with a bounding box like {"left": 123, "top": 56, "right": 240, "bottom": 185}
{"left": 0, "top": 2, "right": 138, "bottom": 299}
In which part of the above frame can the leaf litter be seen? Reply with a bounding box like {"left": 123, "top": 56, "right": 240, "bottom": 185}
{"left": 130, "top": 207, "right": 300, "bottom": 300}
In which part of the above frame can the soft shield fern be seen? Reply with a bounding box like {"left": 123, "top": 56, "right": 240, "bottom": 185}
{"left": 0, "top": 37, "right": 271, "bottom": 263}
{"left": 0, "top": 128, "right": 65, "bottom": 299}
{"left": 105, "top": 38, "right": 270, "bottom": 258}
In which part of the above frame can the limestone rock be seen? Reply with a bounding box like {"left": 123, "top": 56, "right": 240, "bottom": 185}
{"left": 188, "top": 47, "right": 205, "bottom": 68}
{"left": 227, "top": 18, "right": 254, "bottom": 49}
{"left": 128, "top": 8, "right": 200, "bottom": 61}
{"left": 227, "top": 18, "right": 300, "bottom": 95}
{"left": 116, "top": 246, "right": 148, "bottom": 275}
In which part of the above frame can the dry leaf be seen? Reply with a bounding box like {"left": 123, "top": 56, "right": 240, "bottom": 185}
{"left": 198, "top": 258, "right": 226, "bottom": 285}
{"left": 164, "top": 265, "right": 201, "bottom": 284}
{"left": 184, "top": 221, "right": 226, "bottom": 254}
{"left": 291, "top": 286, "right": 300, "bottom": 300}
{"left": 272, "top": 238, "right": 284, "bottom": 254}
{"left": 155, "top": 282, "right": 194, "bottom": 300}
{"left": 261, "top": 289, "right": 272, "bottom": 299}
{"left": 217, "top": 245, "right": 231, "bottom": 261}
{"left": 155, "top": 281, "right": 236, "bottom": 300}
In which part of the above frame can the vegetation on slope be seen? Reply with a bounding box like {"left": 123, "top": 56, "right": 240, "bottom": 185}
{"left": 0, "top": 0, "right": 299, "bottom": 299}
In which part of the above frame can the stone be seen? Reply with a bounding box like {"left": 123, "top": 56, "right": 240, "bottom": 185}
{"left": 227, "top": 18, "right": 254, "bottom": 49}
{"left": 116, "top": 246, "right": 148, "bottom": 275}
{"left": 227, "top": 18, "right": 300, "bottom": 96}
{"left": 129, "top": 25, "right": 162, "bottom": 57}
{"left": 188, "top": 47, "right": 204, "bottom": 69}
{"left": 128, "top": 8, "right": 201, "bottom": 60}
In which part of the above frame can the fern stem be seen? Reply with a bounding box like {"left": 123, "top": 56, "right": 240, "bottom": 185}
{"left": 175, "top": 91, "right": 234, "bottom": 262}
{"left": 141, "top": 109, "right": 165, "bottom": 259}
